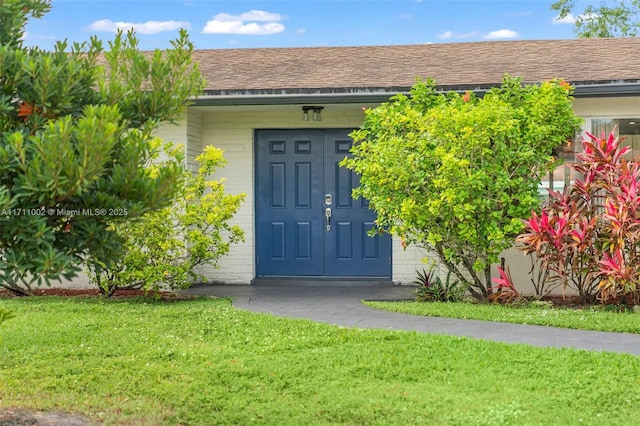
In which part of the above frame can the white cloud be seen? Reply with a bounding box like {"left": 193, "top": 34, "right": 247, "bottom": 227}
{"left": 437, "top": 30, "right": 480, "bottom": 40}
{"left": 89, "top": 19, "right": 190, "bottom": 34}
{"left": 202, "top": 10, "right": 285, "bottom": 35}
{"left": 553, "top": 13, "right": 577, "bottom": 24}
{"left": 296, "top": 28, "right": 306, "bottom": 34}
{"left": 203, "top": 20, "right": 284, "bottom": 35}
{"left": 483, "top": 29, "right": 520, "bottom": 40}
{"left": 239, "top": 10, "right": 283, "bottom": 22}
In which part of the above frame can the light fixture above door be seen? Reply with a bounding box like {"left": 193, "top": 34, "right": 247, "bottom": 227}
{"left": 302, "top": 106, "right": 324, "bottom": 121}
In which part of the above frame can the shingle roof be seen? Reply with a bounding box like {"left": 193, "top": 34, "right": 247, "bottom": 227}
{"left": 193, "top": 38, "right": 640, "bottom": 96}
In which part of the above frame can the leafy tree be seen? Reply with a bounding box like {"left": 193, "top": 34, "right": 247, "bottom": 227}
{"left": 0, "top": 0, "right": 204, "bottom": 295}
{"left": 88, "top": 146, "right": 245, "bottom": 297}
{"left": 518, "top": 130, "right": 640, "bottom": 305}
{"left": 551, "top": 0, "right": 640, "bottom": 37}
{"left": 341, "top": 76, "right": 581, "bottom": 300}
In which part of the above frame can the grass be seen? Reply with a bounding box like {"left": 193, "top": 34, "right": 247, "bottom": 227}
{"left": 0, "top": 297, "right": 638, "bottom": 425}
{"left": 363, "top": 299, "right": 640, "bottom": 334}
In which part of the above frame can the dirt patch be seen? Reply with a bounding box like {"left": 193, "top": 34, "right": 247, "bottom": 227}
{"left": 0, "top": 408, "right": 98, "bottom": 425}
{"left": 0, "top": 288, "right": 199, "bottom": 301}
{"left": 491, "top": 294, "right": 635, "bottom": 312}
{"left": 539, "top": 295, "right": 585, "bottom": 308}
{"left": 541, "top": 294, "right": 638, "bottom": 310}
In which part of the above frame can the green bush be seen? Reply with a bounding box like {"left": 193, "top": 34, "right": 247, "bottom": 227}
{"left": 414, "top": 269, "right": 466, "bottom": 302}
{"left": 341, "top": 75, "right": 581, "bottom": 300}
{"left": 88, "top": 146, "right": 245, "bottom": 296}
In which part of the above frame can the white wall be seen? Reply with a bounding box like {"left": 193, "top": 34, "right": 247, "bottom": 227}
{"left": 572, "top": 96, "right": 640, "bottom": 118}
{"left": 186, "top": 110, "right": 203, "bottom": 173}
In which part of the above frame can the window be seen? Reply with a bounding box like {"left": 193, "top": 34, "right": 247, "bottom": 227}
{"left": 538, "top": 132, "right": 580, "bottom": 198}
{"left": 538, "top": 118, "right": 640, "bottom": 199}
{"left": 591, "top": 118, "right": 640, "bottom": 161}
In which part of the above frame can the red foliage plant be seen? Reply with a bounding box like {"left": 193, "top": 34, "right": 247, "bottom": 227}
{"left": 489, "top": 265, "right": 520, "bottom": 303}
{"left": 517, "top": 129, "right": 640, "bottom": 305}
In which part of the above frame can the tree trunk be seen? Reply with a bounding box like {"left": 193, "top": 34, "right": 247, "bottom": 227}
{"left": 1, "top": 283, "right": 32, "bottom": 297}
{"left": 485, "top": 263, "right": 493, "bottom": 296}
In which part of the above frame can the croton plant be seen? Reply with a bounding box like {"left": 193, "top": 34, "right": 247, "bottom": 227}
{"left": 517, "top": 129, "right": 640, "bottom": 305}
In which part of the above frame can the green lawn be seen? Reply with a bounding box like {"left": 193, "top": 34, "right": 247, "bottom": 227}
{"left": 0, "top": 297, "right": 639, "bottom": 425}
{"left": 363, "top": 300, "right": 640, "bottom": 334}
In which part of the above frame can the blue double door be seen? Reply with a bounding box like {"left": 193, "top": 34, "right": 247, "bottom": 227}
{"left": 255, "top": 129, "right": 391, "bottom": 277}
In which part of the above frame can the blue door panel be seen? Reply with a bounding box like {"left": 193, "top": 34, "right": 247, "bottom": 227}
{"left": 270, "top": 163, "right": 285, "bottom": 207}
{"left": 362, "top": 222, "right": 379, "bottom": 259}
{"left": 295, "top": 163, "right": 311, "bottom": 208}
{"left": 323, "top": 129, "right": 391, "bottom": 277}
{"left": 256, "top": 129, "right": 391, "bottom": 278}
{"left": 270, "top": 222, "right": 285, "bottom": 259}
{"left": 295, "top": 222, "right": 312, "bottom": 259}
{"left": 336, "top": 222, "right": 353, "bottom": 260}
{"left": 256, "top": 130, "right": 324, "bottom": 276}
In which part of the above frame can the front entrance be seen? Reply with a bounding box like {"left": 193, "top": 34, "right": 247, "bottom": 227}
{"left": 255, "top": 129, "right": 391, "bottom": 277}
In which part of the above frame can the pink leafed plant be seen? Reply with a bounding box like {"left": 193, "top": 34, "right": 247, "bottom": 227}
{"left": 517, "top": 129, "right": 640, "bottom": 305}
{"left": 488, "top": 265, "right": 520, "bottom": 303}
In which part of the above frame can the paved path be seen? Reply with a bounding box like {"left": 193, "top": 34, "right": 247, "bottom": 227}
{"left": 183, "top": 282, "right": 640, "bottom": 356}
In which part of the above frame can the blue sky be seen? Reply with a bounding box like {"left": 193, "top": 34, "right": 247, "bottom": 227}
{"left": 24, "top": 0, "right": 586, "bottom": 51}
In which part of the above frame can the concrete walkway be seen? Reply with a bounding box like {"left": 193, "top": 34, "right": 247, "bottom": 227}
{"left": 183, "top": 282, "right": 640, "bottom": 356}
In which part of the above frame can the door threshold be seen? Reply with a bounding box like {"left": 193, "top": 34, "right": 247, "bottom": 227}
{"left": 251, "top": 277, "right": 394, "bottom": 287}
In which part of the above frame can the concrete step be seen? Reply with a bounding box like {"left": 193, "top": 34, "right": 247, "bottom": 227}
{"left": 251, "top": 277, "right": 396, "bottom": 287}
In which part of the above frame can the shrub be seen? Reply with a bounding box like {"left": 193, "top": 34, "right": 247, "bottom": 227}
{"left": 517, "top": 130, "right": 640, "bottom": 305}
{"left": 414, "top": 269, "right": 466, "bottom": 302}
{"left": 88, "top": 146, "right": 245, "bottom": 296}
{"left": 341, "top": 75, "right": 581, "bottom": 300}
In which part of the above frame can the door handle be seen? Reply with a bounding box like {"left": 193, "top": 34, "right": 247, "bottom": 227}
{"left": 325, "top": 207, "right": 332, "bottom": 231}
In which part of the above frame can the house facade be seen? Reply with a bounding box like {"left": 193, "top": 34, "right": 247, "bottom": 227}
{"left": 156, "top": 38, "right": 640, "bottom": 287}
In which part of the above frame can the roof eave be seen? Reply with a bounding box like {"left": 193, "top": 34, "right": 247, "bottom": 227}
{"left": 191, "top": 81, "right": 640, "bottom": 107}
{"left": 191, "top": 92, "right": 401, "bottom": 106}
{"left": 572, "top": 81, "right": 640, "bottom": 97}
